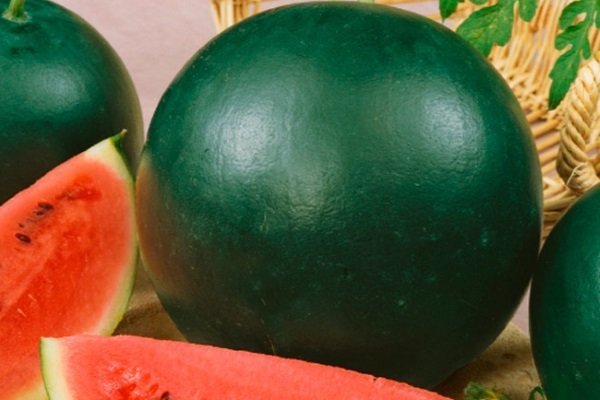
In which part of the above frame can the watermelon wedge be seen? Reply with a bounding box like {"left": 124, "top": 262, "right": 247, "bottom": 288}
{"left": 0, "top": 135, "right": 137, "bottom": 400}
{"left": 40, "top": 335, "right": 450, "bottom": 400}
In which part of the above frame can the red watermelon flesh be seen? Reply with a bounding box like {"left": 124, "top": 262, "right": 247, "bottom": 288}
{"left": 0, "top": 136, "right": 137, "bottom": 400}
{"left": 40, "top": 335, "right": 450, "bottom": 400}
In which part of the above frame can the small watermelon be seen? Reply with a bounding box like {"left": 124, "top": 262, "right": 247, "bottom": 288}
{"left": 530, "top": 185, "right": 600, "bottom": 397}
{"left": 0, "top": 135, "right": 137, "bottom": 400}
{"left": 0, "top": 0, "right": 144, "bottom": 204}
{"left": 40, "top": 334, "right": 450, "bottom": 400}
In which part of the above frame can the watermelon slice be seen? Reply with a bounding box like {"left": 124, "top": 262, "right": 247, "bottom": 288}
{"left": 40, "top": 335, "right": 450, "bottom": 400}
{"left": 0, "top": 135, "right": 137, "bottom": 400}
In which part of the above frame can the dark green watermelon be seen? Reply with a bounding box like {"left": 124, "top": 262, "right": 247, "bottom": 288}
{"left": 137, "top": 2, "right": 542, "bottom": 388}
{"left": 530, "top": 185, "right": 600, "bottom": 398}
{"left": 0, "top": 0, "right": 143, "bottom": 204}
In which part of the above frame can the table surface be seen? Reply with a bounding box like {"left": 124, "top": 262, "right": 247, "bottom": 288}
{"left": 50, "top": 0, "right": 531, "bottom": 333}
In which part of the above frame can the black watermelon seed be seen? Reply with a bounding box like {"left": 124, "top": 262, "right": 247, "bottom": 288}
{"left": 38, "top": 202, "right": 53, "bottom": 210}
{"left": 15, "top": 233, "right": 31, "bottom": 243}
{"left": 34, "top": 202, "right": 54, "bottom": 216}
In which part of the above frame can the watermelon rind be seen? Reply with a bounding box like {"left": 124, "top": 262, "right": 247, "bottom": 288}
{"left": 40, "top": 338, "right": 71, "bottom": 400}
{"left": 81, "top": 133, "right": 138, "bottom": 335}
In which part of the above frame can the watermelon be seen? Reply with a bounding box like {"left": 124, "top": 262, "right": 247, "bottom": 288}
{"left": 530, "top": 184, "right": 600, "bottom": 398}
{"left": 0, "top": 135, "right": 137, "bottom": 400}
{"left": 0, "top": 0, "right": 143, "bottom": 204}
{"left": 137, "top": 1, "right": 542, "bottom": 388}
{"left": 40, "top": 334, "right": 450, "bottom": 400}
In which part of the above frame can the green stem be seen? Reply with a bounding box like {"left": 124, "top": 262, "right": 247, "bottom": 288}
{"left": 3, "top": 0, "right": 28, "bottom": 23}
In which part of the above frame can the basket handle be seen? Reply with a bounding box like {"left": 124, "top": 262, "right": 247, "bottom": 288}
{"left": 556, "top": 52, "right": 600, "bottom": 193}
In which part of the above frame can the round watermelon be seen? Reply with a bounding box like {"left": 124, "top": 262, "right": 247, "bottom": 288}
{"left": 137, "top": 2, "right": 543, "bottom": 387}
{"left": 0, "top": 0, "right": 143, "bottom": 204}
{"left": 530, "top": 185, "right": 600, "bottom": 398}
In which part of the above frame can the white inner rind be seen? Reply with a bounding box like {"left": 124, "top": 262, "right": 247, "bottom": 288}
{"left": 40, "top": 338, "right": 73, "bottom": 400}
{"left": 84, "top": 137, "right": 138, "bottom": 335}
{"left": 84, "top": 136, "right": 134, "bottom": 187}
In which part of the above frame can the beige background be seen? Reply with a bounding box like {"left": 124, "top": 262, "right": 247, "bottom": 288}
{"left": 50, "top": 0, "right": 530, "bottom": 333}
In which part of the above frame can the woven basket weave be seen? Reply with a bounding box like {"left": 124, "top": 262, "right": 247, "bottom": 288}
{"left": 210, "top": 0, "right": 600, "bottom": 237}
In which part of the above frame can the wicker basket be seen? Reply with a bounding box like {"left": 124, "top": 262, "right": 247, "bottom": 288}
{"left": 210, "top": 0, "right": 600, "bottom": 238}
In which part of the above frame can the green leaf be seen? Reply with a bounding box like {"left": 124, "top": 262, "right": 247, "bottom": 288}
{"left": 449, "top": 0, "right": 539, "bottom": 56}
{"left": 549, "top": 48, "right": 584, "bottom": 109}
{"left": 440, "top": 0, "right": 462, "bottom": 19}
{"left": 555, "top": 23, "right": 588, "bottom": 50}
{"left": 456, "top": 0, "right": 515, "bottom": 56}
{"left": 519, "top": 0, "right": 537, "bottom": 21}
{"left": 559, "top": 1, "right": 589, "bottom": 29}
{"left": 528, "top": 387, "right": 546, "bottom": 400}
{"left": 548, "top": 0, "right": 597, "bottom": 108}
{"left": 464, "top": 382, "right": 512, "bottom": 400}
